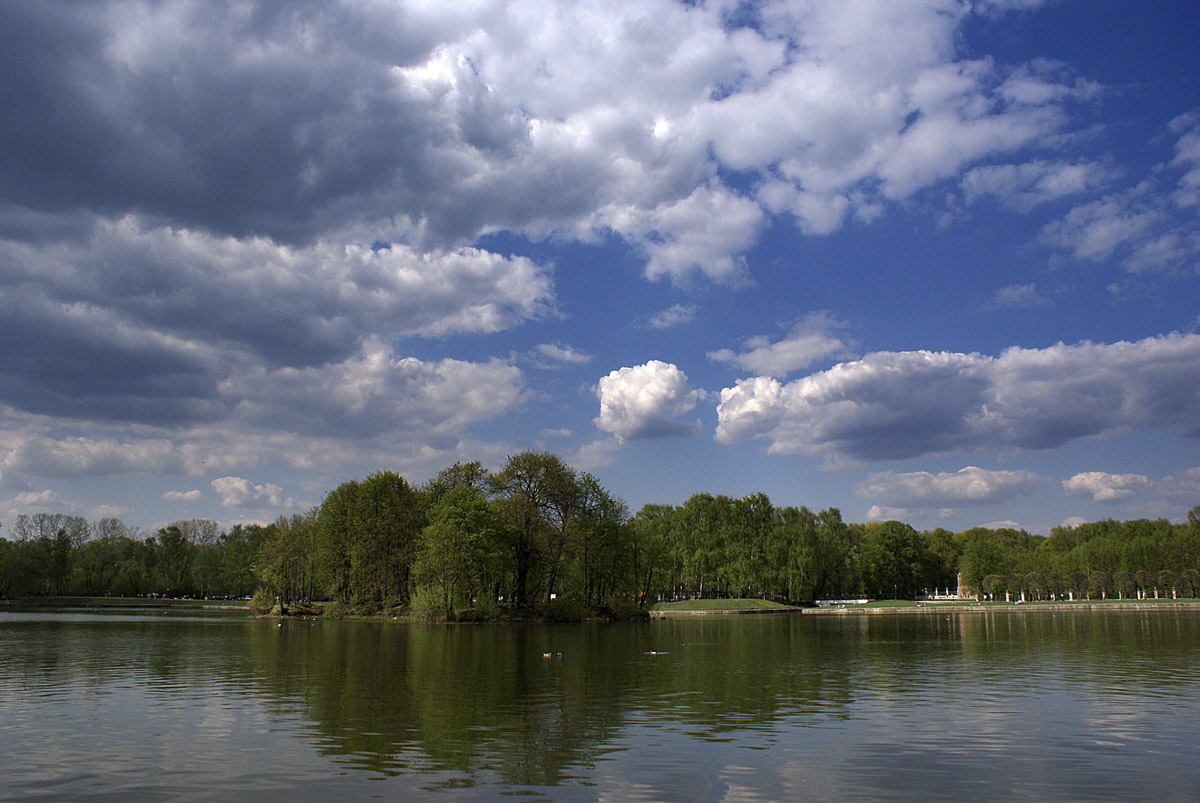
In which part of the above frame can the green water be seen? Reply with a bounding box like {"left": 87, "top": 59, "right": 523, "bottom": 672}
{"left": 2, "top": 608, "right": 1199, "bottom": 800}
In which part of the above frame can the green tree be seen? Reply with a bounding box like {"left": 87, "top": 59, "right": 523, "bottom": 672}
{"left": 489, "top": 452, "right": 577, "bottom": 606}
{"left": 316, "top": 479, "right": 360, "bottom": 602}
{"left": 855, "top": 521, "right": 925, "bottom": 599}
{"left": 257, "top": 514, "right": 320, "bottom": 604}
{"left": 349, "top": 471, "right": 424, "bottom": 604}
{"left": 777, "top": 506, "right": 851, "bottom": 604}
{"left": 569, "top": 473, "right": 631, "bottom": 608}
{"left": 413, "top": 487, "right": 507, "bottom": 617}
{"left": 155, "top": 525, "right": 193, "bottom": 595}
{"left": 1067, "top": 571, "right": 1088, "bottom": 600}
{"left": 959, "top": 537, "right": 1008, "bottom": 599}
{"left": 629, "top": 505, "right": 674, "bottom": 606}
{"left": 74, "top": 534, "right": 126, "bottom": 595}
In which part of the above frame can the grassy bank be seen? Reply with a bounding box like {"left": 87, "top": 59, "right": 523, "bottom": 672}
{"left": 649, "top": 599, "right": 800, "bottom": 616}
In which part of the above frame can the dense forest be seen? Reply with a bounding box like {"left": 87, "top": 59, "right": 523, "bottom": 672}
{"left": 3, "top": 451, "right": 1199, "bottom": 615}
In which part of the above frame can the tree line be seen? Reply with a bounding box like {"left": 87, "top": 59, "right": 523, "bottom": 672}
{"left": 2, "top": 452, "right": 1199, "bottom": 613}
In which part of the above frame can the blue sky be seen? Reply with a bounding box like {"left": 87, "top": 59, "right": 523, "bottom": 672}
{"left": 1, "top": 0, "right": 1198, "bottom": 535}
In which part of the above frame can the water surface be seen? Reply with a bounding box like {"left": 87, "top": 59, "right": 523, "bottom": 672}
{"left": 2, "top": 608, "right": 1198, "bottom": 800}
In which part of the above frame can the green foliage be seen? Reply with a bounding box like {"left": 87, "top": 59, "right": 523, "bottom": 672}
{"left": 539, "top": 596, "right": 584, "bottom": 622}
{"left": 249, "top": 589, "right": 273, "bottom": 615}
{"left": 409, "top": 585, "right": 445, "bottom": 621}
{"left": 315, "top": 472, "right": 425, "bottom": 605}
{"left": 2, "top": 453, "right": 1197, "bottom": 611}
{"left": 325, "top": 600, "right": 350, "bottom": 618}
{"left": 854, "top": 521, "right": 927, "bottom": 599}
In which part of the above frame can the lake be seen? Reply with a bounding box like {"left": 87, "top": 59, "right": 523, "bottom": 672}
{"left": 2, "top": 607, "right": 1199, "bottom": 800}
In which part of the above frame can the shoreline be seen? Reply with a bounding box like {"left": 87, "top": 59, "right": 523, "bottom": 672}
{"left": 803, "top": 601, "right": 1200, "bottom": 615}
{"left": 0, "top": 599, "right": 251, "bottom": 613}
{"left": 649, "top": 600, "right": 1200, "bottom": 617}
{"left": 8, "top": 598, "right": 1200, "bottom": 620}
{"left": 649, "top": 606, "right": 801, "bottom": 618}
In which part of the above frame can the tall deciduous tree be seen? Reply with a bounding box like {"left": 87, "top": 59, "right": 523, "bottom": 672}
{"left": 489, "top": 452, "right": 576, "bottom": 606}
{"left": 413, "top": 487, "right": 507, "bottom": 617}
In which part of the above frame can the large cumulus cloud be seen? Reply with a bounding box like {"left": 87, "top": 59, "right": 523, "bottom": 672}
{"left": 1062, "top": 472, "right": 1151, "bottom": 503}
{"left": 2, "top": 0, "right": 1090, "bottom": 279}
{"left": 594, "top": 360, "right": 700, "bottom": 442}
{"left": 716, "top": 333, "right": 1200, "bottom": 463}
{"left": 0, "top": 0, "right": 1119, "bottom": 501}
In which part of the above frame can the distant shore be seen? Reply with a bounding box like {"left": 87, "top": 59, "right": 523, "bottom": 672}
{"left": 649, "top": 599, "right": 1200, "bottom": 617}
{"left": 8, "top": 596, "right": 1200, "bottom": 620}
{"left": 0, "top": 597, "right": 251, "bottom": 613}
{"left": 805, "top": 600, "right": 1200, "bottom": 615}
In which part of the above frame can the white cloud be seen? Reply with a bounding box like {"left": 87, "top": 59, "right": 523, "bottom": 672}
{"left": 1040, "top": 115, "right": 1200, "bottom": 274}
{"left": 534, "top": 343, "right": 592, "bottom": 365}
{"left": 716, "top": 333, "right": 1200, "bottom": 463}
{"left": 1039, "top": 193, "right": 1161, "bottom": 262}
{"left": 1156, "top": 467, "right": 1200, "bottom": 504}
{"left": 989, "top": 283, "right": 1051, "bottom": 309}
{"left": 1170, "top": 112, "right": 1200, "bottom": 208}
{"left": 0, "top": 343, "right": 527, "bottom": 482}
{"left": 608, "top": 185, "right": 764, "bottom": 283}
{"left": 1062, "top": 471, "right": 1151, "bottom": 502}
{"left": 644, "top": 304, "right": 697, "bottom": 330}
{"left": 0, "top": 432, "right": 195, "bottom": 478}
{"left": 572, "top": 437, "right": 622, "bottom": 470}
{"left": 211, "top": 477, "right": 292, "bottom": 509}
{"left": 857, "top": 466, "right": 1042, "bottom": 509}
{"left": 228, "top": 342, "right": 526, "bottom": 443}
{"left": 594, "top": 360, "right": 700, "bottom": 442}
{"left": 0, "top": 219, "right": 554, "bottom": 368}
{"left": 980, "top": 519, "right": 1024, "bottom": 530}
{"left": 962, "top": 160, "right": 1114, "bottom": 211}
{"left": 7, "top": 490, "right": 70, "bottom": 513}
{"left": 162, "top": 490, "right": 203, "bottom": 503}
{"left": 866, "top": 505, "right": 905, "bottom": 521}
{"left": 13, "top": 490, "right": 65, "bottom": 507}
{"left": 708, "top": 312, "right": 851, "bottom": 378}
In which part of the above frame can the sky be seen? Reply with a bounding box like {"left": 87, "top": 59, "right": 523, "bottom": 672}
{"left": 1, "top": 0, "right": 1199, "bottom": 536}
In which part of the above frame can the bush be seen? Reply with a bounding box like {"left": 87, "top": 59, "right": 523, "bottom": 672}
{"left": 353, "top": 598, "right": 382, "bottom": 615}
{"left": 325, "top": 600, "right": 350, "bottom": 618}
{"left": 593, "top": 597, "right": 644, "bottom": 620}
{"left": 409, "top": 585, "right": 445, "bottom": 621}
{"left": 249, "top": 589, "right": 273, "bottom": 615}
{"left": 539, "top": 597, "right": 584, "bottom": 622}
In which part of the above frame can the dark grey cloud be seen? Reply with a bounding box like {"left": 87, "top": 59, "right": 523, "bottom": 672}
{"left": 0, "top": 0, "right": 470, "bottom": 244}
{"left": 0, "top": 288, "right": 226, "bottom": 425}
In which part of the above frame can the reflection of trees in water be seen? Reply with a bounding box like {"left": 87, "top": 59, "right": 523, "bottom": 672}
{"left": 240, "top": 621, "right": 633, "bottom": 785}
{"left": 235, "top": 618, "right": 860, "bottom": 782}
{"left": 628, "top": 618, "right": 858, "bottom": 731}
{"left": 10, "top": 612, "right": 1200, "bottom": 789}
